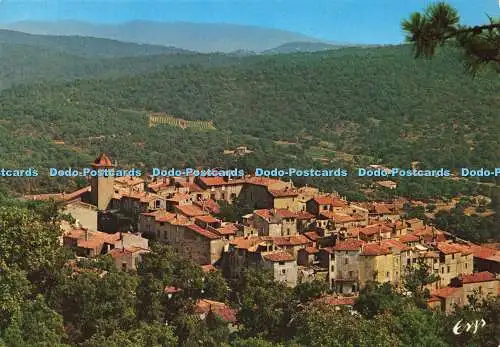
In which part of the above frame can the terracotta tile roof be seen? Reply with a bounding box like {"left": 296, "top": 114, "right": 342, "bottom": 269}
{"left": 186, "top": 224, "right": 220, "bottom": 240}
{"left": 458, "top": 271, "right": 496, "bottom": 284}
{"left": 356, "top": 223, "right": 392, "bottom": 236}
{"left": 193, "top": 199, "right": 221, "bottom": 214}
{"left": 92, "top": 153, "right": 113, "bottom": 167}
{"left": 195, "top": 299, "right": 238, "bottom": 323}
{"left": 229, "top": 236, "right": 264, "bottom": 250}
{"left": 175, "top": 204, "right": 207, "bottom": 217}
{"left": 332, "top": 213, "right": 356, "bottom": 223}
{"left": 466, "top": 244, "right": 498, "bottom": 260}
{"left": 273, "top": 235, "right": 311, "bottom": 247}
{"left": 334, "top": 239, "right": 366, "bottom": 251}
{"left": 268, "top": 189, "right": 299, "bottom": 198}
{"left": 436, "top": 243, "right": 464, "bottom": 255}
{"left": 213, "top": 223, "right": 238, "bottom": 236}
{"left": 24, "top": 186, "right": 91, "bottom": 202}
{"left": 373, "top": 204, "right": 393, "bottom": 215}
{"left": 431, "top": 286, "right": 460, "bottom": 298}
{"left": 195, "top": 215, "right": 219, "bottom": 224}
{"left": 263, "top": 251, "right": 295, "bottom": 262}
{"left": 64, "top": 228, "right": 120, "bottom": 247}
{"left": 303, "top": 231, "right": 320, "bottom": 241}
{"left": 303, "top": 246, "right": 319, "bottom": 254}
{"left": 399, "top": 233, "right": 420, "bottom": 243}
{"left": 381, "top": 239, "right": 410, "bottom": 251}
{"left": 312, "top": 196, "right": 348, "bottom": 207}
{"left": 295, "top": 211, "right": 315, "bottom": 220}
{"left": 360, "top": 243, "right": 390, "bottom": 256}
{"left": 156, "top": 213, "right": 190, "bottom": 225}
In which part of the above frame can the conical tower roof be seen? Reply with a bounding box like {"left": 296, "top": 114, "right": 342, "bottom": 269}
{"left": 92, "top": 153, "right": 114, "bottom": 167}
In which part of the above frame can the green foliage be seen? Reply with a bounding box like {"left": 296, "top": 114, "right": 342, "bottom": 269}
{"left": 1, "top": 295, "right": 68, "bottom": 347}
{"left": 0, "top": 205, "right": 62, "bottom": 272}
{"left": 232, "top": 269, "right": 293, "bottom": 341}
{"left": 46, "top": 270, "right": 139, "bottom": 343}
{"left": 353, "top": 282, "right": 411, "bottom": 318}
{"left": 292, "top": 279, "right": 328, "bottom": 303}
{"left": 293, "top": 306, "right": 400, "bottom": 347}
{"left": 81, "top": 322, "right": 178, "bottom": 347}
{"left": 402, "top": 2, "right": 500, "bottom": 74}
{"left": 402, "top": 258, "right": 440, "bottom": 303}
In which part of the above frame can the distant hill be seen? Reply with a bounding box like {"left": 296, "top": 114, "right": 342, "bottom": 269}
{"left": 262, "top": 41, "right": 343, "bottom": 54}
{"left": 1, "top": 20, "right": 324, "bottom": 53}
{"left": 0, "top": 29, "right": 192, "bottom": 58}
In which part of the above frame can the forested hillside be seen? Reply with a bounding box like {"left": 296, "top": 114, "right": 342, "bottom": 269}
{"left": 0, "top": 44, "right": 498, "bottom": 198}
{"left": 0, "top": 42, "right": 243, "bottom": 90}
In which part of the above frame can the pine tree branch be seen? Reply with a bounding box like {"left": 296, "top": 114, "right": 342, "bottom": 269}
{"left": 444, "top": 23, "right": 500, "bottom": 40}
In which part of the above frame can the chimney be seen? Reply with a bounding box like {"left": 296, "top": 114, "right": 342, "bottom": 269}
{"left": 84, "top": 228, "right": 89, "bottom": 241}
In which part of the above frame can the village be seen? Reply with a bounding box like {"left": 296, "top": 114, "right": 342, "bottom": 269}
{"left": 25, "top": 153, "right": 500, "bottom": 318}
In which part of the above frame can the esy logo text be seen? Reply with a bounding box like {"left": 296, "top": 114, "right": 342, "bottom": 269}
{"left": 453, "top": 319, "right": 486, "bottom": 335}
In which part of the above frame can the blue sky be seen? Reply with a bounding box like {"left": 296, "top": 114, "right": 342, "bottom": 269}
{"left": 0, "top": 0, "right": 498, "bottom": 44}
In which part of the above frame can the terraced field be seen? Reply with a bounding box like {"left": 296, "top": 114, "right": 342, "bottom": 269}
{"left": 148, "top": 113, "right": 216, "bottom": 130}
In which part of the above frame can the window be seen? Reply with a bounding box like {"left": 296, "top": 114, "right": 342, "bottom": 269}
{"left": 279, "top": 261, "right": 285, "bottom": 265}
{"left": 447, "top": 266, "right": 450, "bottom": 273}
{"left": 155, "top": 200, "right": 161, "bottom": 208}
{"left": 465, "top": 263, "right": 467, "bottom": 269}
{"left": 348, "top": 271, "right": 353, "bottom": 278}
{"left": 407, "top": 259, "right": 411, "bottom": 266}
{"left": 386, "top": 272, "right": 390, "bottom": 279}
{"left": 286, "top": 228, "right": 290, "bottom": 235}
{"left": 441, "top": 267, "right": 444, "bottom": 274}
{"left": 281, "top": 269, "right": 286, "bottom": 274}
{"left": 344, "top": 258, "right": 348, "bottom": 265}
{"left": 331, "top": 265, "right": 335, "bottom": 272}
{"left": 452, "top": 254, "right": 455, "bottom": 260}
{"left": 322, "top": 205, "right": 328, "bottom": 211}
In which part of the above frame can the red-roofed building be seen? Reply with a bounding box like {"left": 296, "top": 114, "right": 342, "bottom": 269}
{"left": 306, "top": 195, "right": 349, "bottom": 217}
{"left": 429, "top": 271, "right": 499, "bottom": 314}
{"left": 330, "top": 239, "right": 367, "bottom": 293}
{"left": 262, "top": 251, "right": 298, "bottom": 287}
{"left": 252, "top": 208, "right": 298, "bottom": 237}
{"left": 108, "top": 246, "right": 150, "bottom": 271}
{"left": 238, "top": 178, "right": 298, "bottom": 212}
{"left": 436, "top": 242, "right": 473, "bottom": 287}
{"left": 195, "top": 299, "right": 238, "bottom": 324}
{"left": 194, "top": 175, "right": 245, "bottom": 203}
{"left": 359, "top": 243, "right": 394, "bottom": 287}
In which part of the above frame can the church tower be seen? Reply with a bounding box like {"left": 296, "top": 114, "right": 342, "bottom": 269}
{"left": 90, "top": 153, "right": 115, "bottom": 210}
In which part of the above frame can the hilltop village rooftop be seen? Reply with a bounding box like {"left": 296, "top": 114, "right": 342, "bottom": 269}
{"left": 24, "top": 153, "right": 500, "bottom": 313}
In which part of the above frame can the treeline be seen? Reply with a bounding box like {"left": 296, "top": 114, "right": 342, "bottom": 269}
{"left": 0, "top": 197, "right": 498, "bottom": 346}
